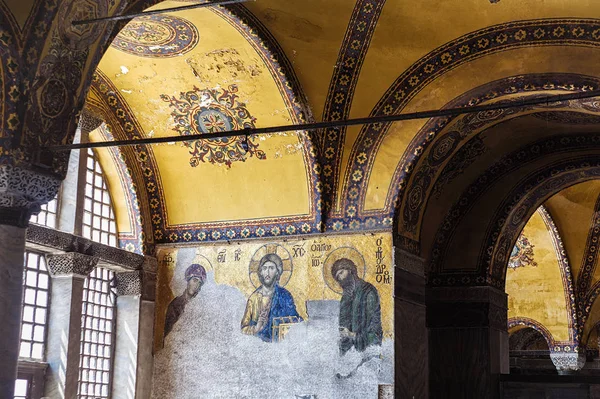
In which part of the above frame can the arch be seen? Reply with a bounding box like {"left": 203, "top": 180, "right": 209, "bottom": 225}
{"left": 508, "top": 317, "right": 555, "bottom": 350}
{"left": 341, "top": 20, "right": 600, "bottom": 225}
{"left": 538, "top": 205, "right": 578, "bottom": 342}
{"left": 396, "top": 74, "right": 600, "bottom": 247}
{"left": 322, "top": 18, "right": 600, "bottom": 235}
{"left": 94, "top": 123, "right": 148, "bottom": 255}
{"left": 86, "top": 4, "right": 321, "bottom": 244}
{"left": 85, "top": 84, "right": 154, "bottom": 254}
{"left": 510, "top": 328, "right": 550, "bottom": 353}
{"left": 429, "top": 151, "right": 600, "bottom": 287}
{"left": 505, "top": 206, "right": 579, "bottom": 346}
{"left": 482, "top": 159, "right": 600, "bottom": 287}
{"left": 318, "top": 0, "right": 385, "bottom": 218}
{"left": 577, "top": 192, "right": 600, "bottom": 296}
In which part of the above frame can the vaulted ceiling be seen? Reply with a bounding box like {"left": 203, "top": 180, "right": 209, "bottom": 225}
{"left": 3, "top": 0, "right": 600, "bottom": 265}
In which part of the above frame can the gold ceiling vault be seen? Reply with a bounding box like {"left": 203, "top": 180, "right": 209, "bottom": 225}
{"left": 2, "top": 0, "right": 600, "bottom": 318}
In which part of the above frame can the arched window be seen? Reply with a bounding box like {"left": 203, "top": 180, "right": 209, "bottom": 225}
{"left": 83, "top": 149, "right": 117, "bottom": 247}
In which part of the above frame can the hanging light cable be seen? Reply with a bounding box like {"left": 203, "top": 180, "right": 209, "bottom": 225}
{"left": 47, "top": 89, "right": 600, "bottom": 152}
{"left": 71, "top": 0, "right": 253, "bottom": 25}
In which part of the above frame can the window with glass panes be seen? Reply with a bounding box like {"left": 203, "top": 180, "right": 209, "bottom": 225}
{"left": 14, "top": 379, "right": 30, "bottom": 399}
{"left": 78, "top": 267, "right": 116, "bottom": 399}
{"left": 29, "top": 197, "right": 58, "bottom": 228}
{"left": 83, "top": 149, "right": 117, "bottom": 247}
{"left": 19, "top": 252, "right": 50, "bottom": 360}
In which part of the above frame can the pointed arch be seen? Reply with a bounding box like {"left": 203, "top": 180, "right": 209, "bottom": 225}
{"left": 538, "top": 205, "right": 579, "bottom": 343}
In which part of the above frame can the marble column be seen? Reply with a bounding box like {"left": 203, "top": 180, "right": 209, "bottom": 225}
{"left": 57, "top": 110, "right": 102, "bottom": 235}
{"left": 44, "top": 253, "right": 97, "bottom": 399}
{"left": 0, "top": 164, "right": 60, "bottom": 398}
{"left": 57, "top": 128, "right": 85, "bottom": 235}
{"left": 393, "top": 247, "right": 428, "bottom": 399}
{"left": 427, "top": 286, "right": 509, "bottom": 399}
{"left": 0, "top": 225, "right": 27, "bottom": 397}
{"left": 112, "top": 257, "right": 157, "bottom": 399}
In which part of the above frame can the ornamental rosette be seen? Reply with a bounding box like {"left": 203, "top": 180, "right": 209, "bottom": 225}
{"left": 161, "top": 84, "right": 266, "bottom": 167}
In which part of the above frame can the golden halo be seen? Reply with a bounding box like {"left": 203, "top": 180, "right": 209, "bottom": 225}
{"left": 322, "top": 247, "right": 366, "bottom": 295}
{"left": 249, "top": 244, "right": 293, "bottom": 288}
{"left": 191, "top": 252, "right": 213, "bottom": 272}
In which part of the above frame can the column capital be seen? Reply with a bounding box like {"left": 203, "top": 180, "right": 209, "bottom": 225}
{"left": 0, "top": 165, "right": 61, "bottom": 227}
{"left": 79, "top": 107, "right": 104, "bottom": 135}
{"left": 46, "top": 252, "right": 97, "bottom": 277}
{"left": 550, "top": 351, "right": 586, "bottom": 374}
{"left": 115, "top": 271, "right": 142, "bottom": 297}
{"left": 115, "top": 269, "right": 156, "bottom": 300}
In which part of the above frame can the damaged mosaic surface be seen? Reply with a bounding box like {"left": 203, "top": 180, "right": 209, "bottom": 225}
{"left": 152, "top": 232, "right": 394, "bottom": 398}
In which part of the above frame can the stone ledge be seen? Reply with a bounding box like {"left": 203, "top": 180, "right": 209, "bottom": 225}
{"left": 26, "top": 224, "right": 147, "bottom": 271}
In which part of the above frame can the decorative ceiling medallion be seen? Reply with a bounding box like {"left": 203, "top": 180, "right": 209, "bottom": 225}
{"left": 508, "top": 234, "right": 537, "bottom": 269}
{"left": 111, "top": 15, "right": 198, "bottom": 58}
{"left": 161, "top": 84, "right": 266, "bottom": 167}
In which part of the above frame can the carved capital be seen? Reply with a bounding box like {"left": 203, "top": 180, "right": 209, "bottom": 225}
{"left": 79, "top": 107, "right": 104, "bottom": 135}
{"left": 378, "top": 384, "right": 394, "bottom": 399}
{"left": 115, "top": 271, "right": 142, "bottom": 297}
{"left": 46, "top": 252, "right": 97, "bottom": 277}
{"left": 550, "top": 351, "right": 586, "bottom": 374}
{"left": 115, "top": 269, "right": 156, "bottom": 300}
{"left": 0, "top": 165, "right": 61, "bottom": 227}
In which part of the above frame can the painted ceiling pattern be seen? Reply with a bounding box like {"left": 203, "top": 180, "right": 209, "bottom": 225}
{"left": 160, "top": 84, "right": 266, "bottom": 167}
{"left": 87, "top": 3, "right": 323, "bottom": 246}
{"left": 111, "top": 14, "right": 199, "bottom": 57}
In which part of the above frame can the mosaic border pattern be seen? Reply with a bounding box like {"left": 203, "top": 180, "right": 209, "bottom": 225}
{"left": 582, "top": 278, "right": 600, "bottom": 340}
{"left": 538, "top": 205, "right": 578, "bottom": 342}
{"left": 111, "top": 14, "right": 199, "bottom": 58}
{"left": 320, "top": 0, "right": 386, "bottom": 217}
{"left": 509, "top": 317, "right": 581, "bottom": 353}
{"left": 483, "top": 158, "right": 600, "bottom": 288}
{"left": 85, "top": 97, "right": 155, "bottom": 256}
{"left": 577, "top": 193, "right": 600, "bottom": 297}
{"left": 327, "top": 73, "right": 600, "bottom": 236}
{"left": 395, "top": 75, "right": 600, "bottom": 238}
{"left": 97, "top": 124, "right": 146, "bottom": 255}
{"left": 331, "top": 19, "right": 600, "bottom": 230}
{"left": 0, "top": 5, "right": 23, "bottom": 166}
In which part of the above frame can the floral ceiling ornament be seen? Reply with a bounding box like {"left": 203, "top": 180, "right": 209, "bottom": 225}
{"left": 161, "top": 85, "right": 266, "bottom": 167}
{"left": 508, "top": 234, "right": 537, "bottom": 269}
{"left": 112, "top": 15, "right": 199, "bottom": 58}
